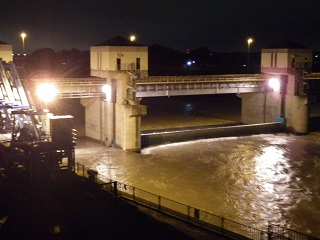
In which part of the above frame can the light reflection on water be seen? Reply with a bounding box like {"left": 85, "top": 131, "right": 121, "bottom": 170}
{"left": 76, "top": 133, "right": 320, "bottom": 237}
{"left": 140, "top": 134, "right": 320, "bottom": 237}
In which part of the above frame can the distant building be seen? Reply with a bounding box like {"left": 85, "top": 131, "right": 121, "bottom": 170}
{"left": 0, "top": 40, "right": 13, "bottom": 63}
{"left": 90, "top": 36, "right": 148, "bottom": 78}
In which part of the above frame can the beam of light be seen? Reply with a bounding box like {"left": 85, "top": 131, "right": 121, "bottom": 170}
{"left": 36, "top": 83, "right": 58, "bottom": 103}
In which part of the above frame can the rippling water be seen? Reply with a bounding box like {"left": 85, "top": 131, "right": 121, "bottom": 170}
{"left": 76, "top": 133, "right": 320, "bottom": 237}
{"left": 76, "top": 95, "right": 320, "bottom": 237}
{"left": 139, "top": 134, "right": 320, "bottom": 235}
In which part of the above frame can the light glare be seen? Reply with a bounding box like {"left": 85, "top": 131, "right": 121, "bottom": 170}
{"left": 102, "top": 84, "right": 111, "bottom": 100}
{"left": 130, "top": 35, "right": 136, "bottom": 42}
{"left": 268, "top": 78, "right": 280, "bottom": 92}
{"left": 37, "top": 83, "right": 57, "bottom": 102}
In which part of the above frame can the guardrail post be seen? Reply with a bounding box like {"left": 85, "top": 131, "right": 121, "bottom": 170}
{"left": 194, "top": 208, "right": 200, "bottom": 219}
{"left": 267, "top": 222, "right": 272, "bottom": 240}
{"left": 158, "top": 196, "right": 161, "bottom": 210}
{"left": 133, "top": 187, "right": 136, "bottom": 201}
{"left": 114, "top": 181, "right": 118, "bottom": 197}
{"left": 87, "top": 169, "right": 98, "bottom": 183}
{"left": 221, "top": 217, "right": 225, "bottom": 235}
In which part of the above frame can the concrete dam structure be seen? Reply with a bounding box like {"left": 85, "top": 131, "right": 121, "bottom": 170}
{"left": 31, "top": 37, "right": 317, "bottom": 152}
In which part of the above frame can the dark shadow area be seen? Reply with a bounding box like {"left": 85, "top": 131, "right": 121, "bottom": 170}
{"left": 49, "top": 99, "right": 85, "bottom": 136}
{"left": 309, "top": 116, "right": 320, "bottom": 132}
{"left": 0, "top": 170, "right": 198, "bottom": 240}
{"left": 141, "top": 94, "right": 242, "bottom": 131}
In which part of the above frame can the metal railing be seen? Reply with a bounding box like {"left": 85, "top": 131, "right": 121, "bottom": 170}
{"left": 137, "top": 74, "right": 270, "bottom": 84}
{"left": 268, "top": 224, "right": 317, "bottom": 240}
{"left": 304, "top": 72, "right": 320, "bottom": 80}
{"left": 75, "top": 163, "right": 319, "bottom": 240}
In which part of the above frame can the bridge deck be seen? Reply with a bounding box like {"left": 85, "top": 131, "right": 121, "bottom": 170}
{"left": 30, "top": 72, "right": 320, "bottom": 99}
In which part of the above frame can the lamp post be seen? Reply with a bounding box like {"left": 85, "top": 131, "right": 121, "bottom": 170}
{"left": 247, "top": 38, "right": 253, "bottom": 72}
{"left": 21, "top": 32, "right": 27, "bottom": 55}
{"left": 130, "top": 35, "right": 136, "bottom": 42}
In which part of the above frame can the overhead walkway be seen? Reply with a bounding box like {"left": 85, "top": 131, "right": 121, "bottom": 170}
{"left": 32, "top": 72, "right": 320, "bottom": 100}
{"left": 33, "top": 73, "right": 273, "bottom": 99}
{"left": 33, "top": 77, "right": 107, "bottom": 99}
{"left": 134, "top": 74, "right": 271, "bottom": 97}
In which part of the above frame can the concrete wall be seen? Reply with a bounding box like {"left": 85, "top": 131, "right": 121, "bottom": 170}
{"left": 81, "top": 98, "right": 102, "bottom": 141}
{"left": 239, "top": 92, "right": 282, "bottom": 124}
{"left": 0, "top": 44, "right": 13, "bottom": 63}
{"left": 261, "top": 49, "right": 312, "bottom": 70}
{"left": 90, "top": 45, "right": 148, "bottom": 78}
{"left": 115, "top": 104, "right": 142, "bottom": 151}
{"left": 285, "top": 95, "right": 309, "bottom": 134}
{"left": 81, "top": 72, "right": 146, "bottom": 152}
{"left": 239, "top": 93, "right": 265, "bottom": 123}
{"left": 260, "top": 46, "right": 312, "bottom": 134}
{"left": 265, "top": 92, "right": 282, "bottom": 122}
{"left": 240, "top": 92, "right": 309, "bottom": 134}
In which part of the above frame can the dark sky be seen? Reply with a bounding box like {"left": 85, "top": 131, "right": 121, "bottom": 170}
{"left": 1, "top": 0, "right": 320, "bottom": 54}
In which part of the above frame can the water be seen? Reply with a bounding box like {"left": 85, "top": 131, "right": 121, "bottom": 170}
{"left": 140, "top": 134, "right": 320, "bottom": 236}
{"left": 75, "top": 94, "right": 320, "bottom": 237}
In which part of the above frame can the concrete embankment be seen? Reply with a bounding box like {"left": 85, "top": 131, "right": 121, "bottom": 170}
{"left": 141, "top": 123, "right": 286, "bottom": 148}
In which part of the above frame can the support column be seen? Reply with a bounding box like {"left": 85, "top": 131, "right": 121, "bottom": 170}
{"left": 285, "top": 95, "right": 309, "bottom": 134}
{"left": 81, "top": 98, "right": 101, "bottom": 141}
{"left": 115, "top": 104, "right": 146, "bottom": 152}
{"left": 113, "top": 72, "right": 146, "bottom": 152}
{"left": 238, "top": 92, "right": 282, "bottom": 124}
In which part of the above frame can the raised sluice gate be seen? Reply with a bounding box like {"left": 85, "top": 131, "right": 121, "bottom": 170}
{"left": 141, "top": 122, "right": 286, "bottom": 148}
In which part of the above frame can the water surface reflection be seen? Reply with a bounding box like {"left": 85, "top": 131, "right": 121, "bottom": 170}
{"left": 76, "top": 133, "right": 320, "bottom": 237}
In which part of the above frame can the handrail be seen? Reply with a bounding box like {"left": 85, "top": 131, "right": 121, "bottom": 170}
{"left": 75, "top": 162, "right": 319, "bottom": 240}
{"left": 138, "top": 74, "right": 269, "bottom": 84}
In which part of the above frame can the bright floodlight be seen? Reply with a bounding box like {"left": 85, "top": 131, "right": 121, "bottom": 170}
{"left": 37, "top": 83, "right": 57, "bottom": 103}
{"left": 268, "top": 78, "right": 280, "bottom": 92}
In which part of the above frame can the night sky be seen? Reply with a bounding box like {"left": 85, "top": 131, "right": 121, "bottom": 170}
{"left": 1, "top": 0, "right": 320, "bottom": 54}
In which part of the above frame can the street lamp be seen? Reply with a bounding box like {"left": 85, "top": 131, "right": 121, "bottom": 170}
{"left": 247, "top": 38, "right": 253, "bottom": 72}
{"left": 130, "top": 35, "right": 136, "bottom": 42}
{"left": 21, "top": 32, "right": 27, "bottom": 55}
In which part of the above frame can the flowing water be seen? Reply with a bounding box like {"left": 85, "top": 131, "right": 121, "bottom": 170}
{"left": 75, "top": 94, "right": 320, "bottom": 237}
